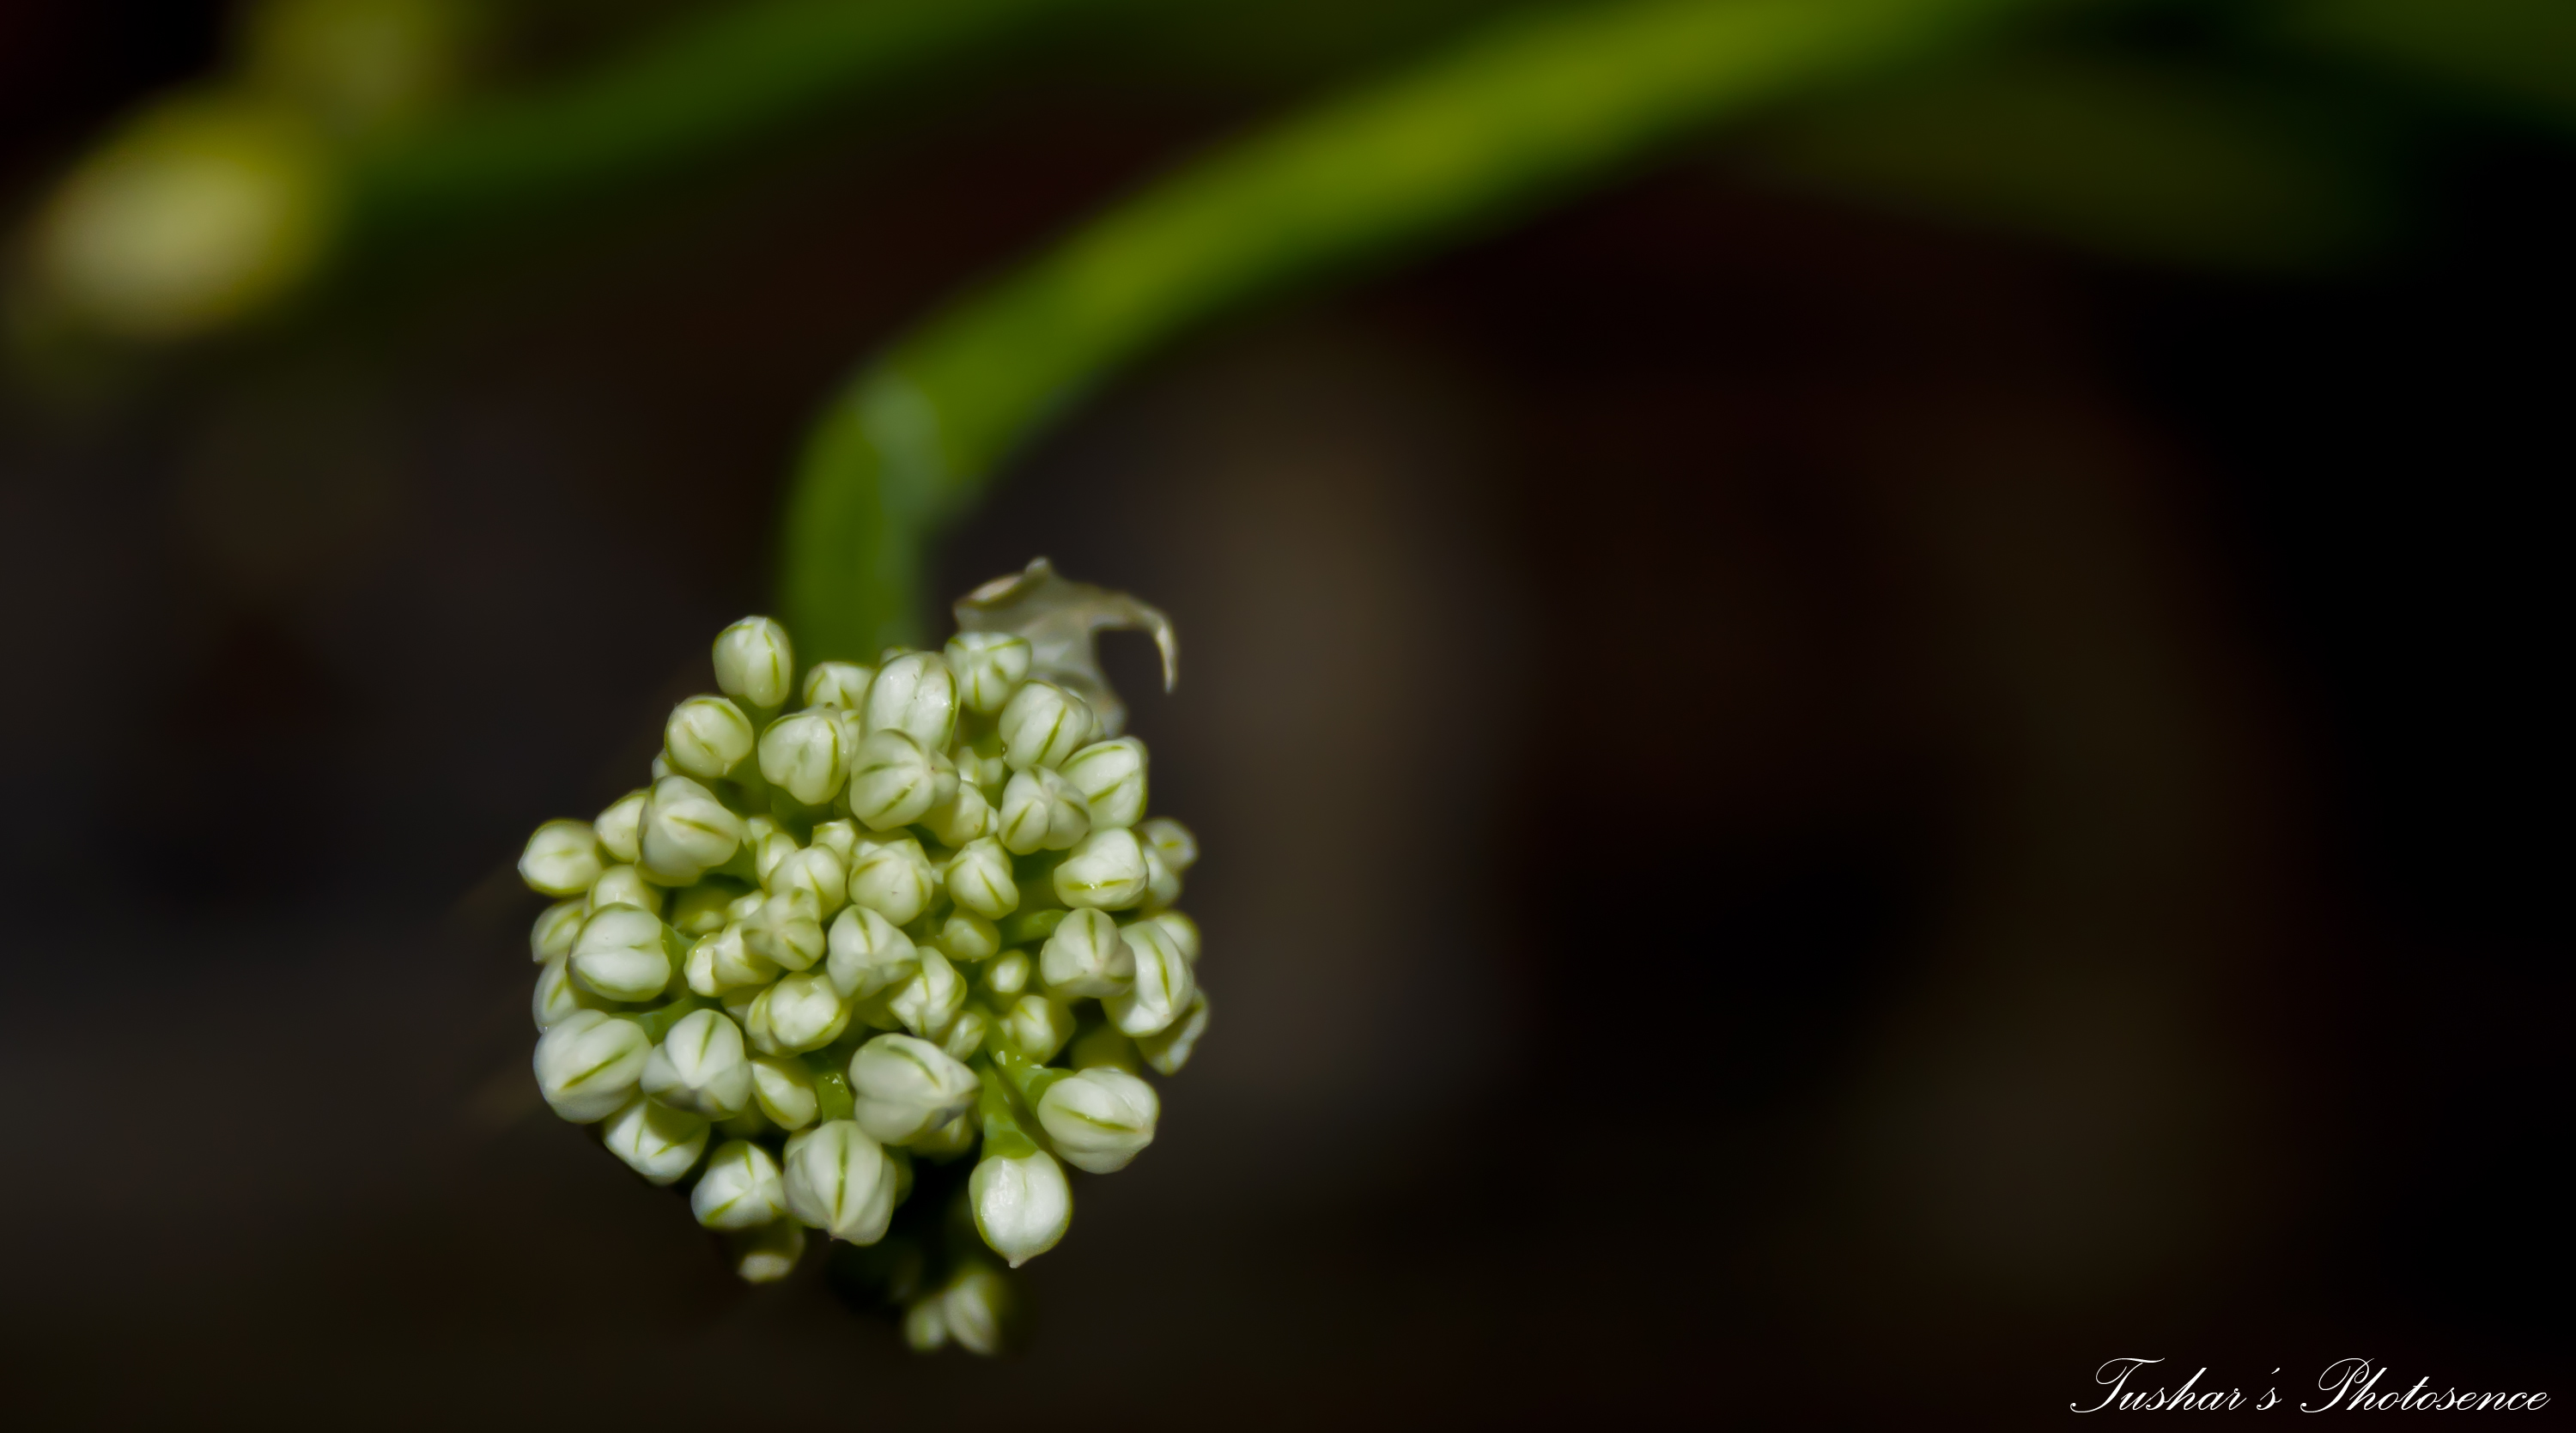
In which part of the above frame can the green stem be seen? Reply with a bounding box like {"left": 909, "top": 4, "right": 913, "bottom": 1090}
{"left": 777, "top": 0, "right": 2079, "bottom": 657}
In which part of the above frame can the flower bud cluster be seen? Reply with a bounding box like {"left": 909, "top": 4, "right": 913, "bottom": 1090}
{"left": 518, "top": 574, "right": 1204, "bottom": 1351}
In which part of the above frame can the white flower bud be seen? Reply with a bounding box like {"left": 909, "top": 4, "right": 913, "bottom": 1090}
{"left": 530, "top": 899, "right": 585, "bottom": 962}
{"left": 639, "top": 1008, "right": 752, "bottom": 1120}
{"left": 1059, "top": 738, "right": 1147, "bottom": 830}
{"left": 911, "top": 1109, "right": 977, "bottom": 1159}
{"left": 1036, "top": 1067, "right": 1159, "bottom": 1174}
{"left": 888, "top": 946, "right": 967, "bottom": 1041}
{"left": 970, "top": 1150, "right": 1070, "bottom": 1268}
{"left": 595, "top": 789, "right": 648, "bottom": 863}
{"left": 940, "top": 1005, "right": 991, "bottom": 1063}
{"left": 1134, "top": 989, "right": 1208, "bottom": 1075}
{"left": 691, "top": 1139, "right": 788, "bottom": 1230}
{"left": 686, "top": 923, "right": 777, "bottom": 996}
{"left": 826, "top": 906, "right": 919, "bottom": 999}
{"left": 1054, "top": 828, "right": 1151, "bottom": 910}
{"left": 996, "top": 767, "right": 1089, "bottom": 854}
{"left": 742, "top": 889, "right": 825, "bottom": 972}
{"left": 518, "top": 819, "right": 601, "bottom": 896}
{"left": 1038, "top": 908, "right": 1133, "bottom": 998}
{"left": 808, "top": 819, "right": 859, "bottom": 866}
{"left": 712, "top": 616, "right": 794, "bottom": 709}
{"left": 749, "top": 1054, "right": 819, "bottom": 1130}
{"left": 663, "top": 695, "right": 756, "bottom": 780}
{"left": 848, "top": 1033, "right": 980, "bottom": 1145}
{"left": 939, "top": 1264, "right": 1017, "bottom": 1355}
{"left": 638, "top": 776, "right": 744, "bottom": 884}
{"left": 568, "top": 904, "right": 675, "bottom": 1003}
{"left": 782, "top": 1120, "right": 896, "bottom": 1244}
{"left": 1104, "top": 916, "right": 1194, "bottom": 1037}
{"left": 586, "top": 863, "right": 664, "bottom": 919}
{"left": 957, "top": 735, "right": 1010, "bottom": 799}
{"left": 999, "top": 680, "right": 1095, "bottom": 771}
{"left": 937, "top": 910, "right": 1000, "bottom": 965}
{"left": 945, "top": 631, "right": 1032, "bottom": 715}
{"left": 1138, "top": 840, "right": 1181, "bottom": 913}
{"left": 862, "top": 650, "right": 958, "bottom": 750}
{"left": 980, "top": 950, "right": 1032, "bottom": 1000}
{"left": 748, "top": 817, "right": 791, "bottom": 884}
{"left": 945, "top": 837, "right": 1018, "bottom": 918}
{"left": 847, "top": 831, "right": 937, "bottom": 925}
{"left": 1138, "top": 816, "right": 1199, "bottom": 873}
{"left": 1139, "top": 909, "right": 1200, "bottom": 962}
{"left": 668, "top": 880, "right": 741, "bottom": 937}
{"left": 845, "top": 729, "right": 941, "bottom": 832}
{"left": 766, "top": 845, "right": 847, "bottom": 917}
{"left": 757, "top": 708, "right": 848, "bottom": 805}
{"left": 729, "top": 1219, "right": 806, "bottom": 1284}
{"left": 802, "top": 660, "right": 873, "bottom": 709}
{"left": 602, "top": 1094, "right": 709, "bottom": 1186}
{"left": 919, "top": 777, "right": 991, "bottom": 847}
{"left": 532, "top": 1010, "right": 649, "bottom": 1123}
{"left": 997, "top": 993, "right": 1074, "bottom": 1064}
{"left": 903, "top": 1296, "right": 950, "bottom": 1352}
{"left": 532, "top": 954, "right": 606, "bottom": 1030}
{"left": 751, "top": 970, "right": 850, "bottom": 1054}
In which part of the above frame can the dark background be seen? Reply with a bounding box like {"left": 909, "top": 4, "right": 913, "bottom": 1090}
{"left": 1, "top": 3, "right": 2565, "bottom": 1424}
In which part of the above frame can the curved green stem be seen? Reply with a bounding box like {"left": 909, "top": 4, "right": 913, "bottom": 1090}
{"left": 777, "top": 0, "right": 2078, "bottom": 658}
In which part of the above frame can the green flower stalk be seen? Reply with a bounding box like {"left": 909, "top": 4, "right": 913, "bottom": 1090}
{"left": 515, "top": 562, "right": 1205, "bottom": 1353}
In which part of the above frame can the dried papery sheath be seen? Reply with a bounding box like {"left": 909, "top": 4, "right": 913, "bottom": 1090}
{"left": 514, "top": 574, "right": 1206, "bottom": 1345}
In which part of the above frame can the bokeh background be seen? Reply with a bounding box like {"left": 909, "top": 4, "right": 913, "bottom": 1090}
{"left": 0, "top": 1, "right": 2566, "bottom": 1424}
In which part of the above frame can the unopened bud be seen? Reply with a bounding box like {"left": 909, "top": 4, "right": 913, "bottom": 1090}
{"left": 957, "top": 734, "right": 1009, "bottom": 799}
{"left": 686, "top": 923, "right": 777, "bottom": 996}
{"left": 997, "top": 767, "right": 1089, "bottom": 854}
{"left": 664, "top": 695, "right": 755, "bottom": 780}
{"left": 911, "top": 1109, "right": 977, "bottom": 1160}
{"left": 750, "top": 970, "right": 850, "bottom": 1055}
{"left": 937, "top": 910, "right": 1000, "bottom": 965}
{"left": 729, "top": 1219, "right": 807, "bottom": 1284}
{"left": 863, "top": 651, "right": 958, "bottom": 750}
{"left": 944, "top": 837, "right": 1018, "bottom": 918}
{"left": 1104, "top": 916, "right": 1193, "bottom": 1037}
{"left": 519, "top": 819, "right": 601, "bottom": 896}
{"left": 919, "top": 778, "right": 991, "bottom": 847}
{"left": 1139, "top": 841, "right": 1181, "bottom": 913}
{"left": 1139, "top": 816, "right": 1199, "bottom": 874}
{"left": 802, "top": 660, "right": 873, "bottom": 709}
{"left": 531, "top": 899, "right": 585, "bottom": 962}
{"left": 846, "top": 729, "right": 941, "bottom": 832}
{"left": 997, "top": 993, "right": 1074, "bottom": 1063}
{"left": 750, "top": 1053, "right": 820, "bottom": 1130}
{"left": 1059, "top": 738, "right": 1147, "bottom": 830}
{"left": 826, "top": 906, "right": 918, "bottom": 999}
{"left": 767, "top": 845, "right": 847, "bottom": 917}
{"left": 945, "top": 632, "right": 1032, "bottom": 715}
{"left": 903, "top": 1296, "right": 950, "bottom": 1351}
{"left": 712, "top": 616, "right": 794, "bottom": 710}
{"left": 595, "top": 789, "right": 648, "bottom": 863}
{"left": 640, "top": 1008, "right": 752, "bottom": 1119}
{"left": 532, "top": 954, "right": 606, "bottom": 1030}
{"left": 533, "top": 1010, "right": 649, "bottom": 1122}
{"left": 980, "top": 950, "right": 1032, "bottom": 1000}
{"left": 757, "top": 708, "right": 848, "bottom": 805}
{"left": 848, "top": 832, "right": 937, "bottom": 925}
{"left": 1038, "top": 908, "right": 1133, "bottom": 998}
{"left": 1139, "top": 909, "right": 1200, "bottom": 963}
{"left": 691, "top": 1139, "right": 788, "bottom": 1230}
{"left": 668, "top": 880, "right": 740, "bottom": 937}
{"left": 940, "top": 1005, "right": 992, "bottom": 1064}
{"left": 939, "top": 1263, "right": 1018, "bottom": 1355}
{"left": 848, "top": 1033, "right": 979, "bottom": 1145}
{"left": 743, "top": 889, "right": 825, "bottom": 972}
{"left": 586, "top": 864, "right": 664, "bottom": 919}
{"left": 1134, "top": 989, "right": 1208, "bottom": 1075}
{"left": 1054, "top": 829, "right": 1151, "bottom": 911}
{"left": 602, "top": 1094, "right": 709, "bottom": 1185}
{"left": 809, "top": 819, "right": 858, "bottom": 866}
{"left": 638, "top": 776, "right": 744, "bottom": 884}
{"left": 971, "top": 1150, "right": 1070, "bottom": 1268}
{"left": 999, "top": 681, "right": 1095, "bottom": 771}
{"left": 1036, "top": 1067, "right": 1158, "bottom": 1174}
{"left": 886, "top": 946, "right": 967, "bottom": 1042}
{"left": 782, "top": 1120, "right": 896, "bottom": 1244}
{"left": 569, "top": 904, "right": 675, "bottom": 1004}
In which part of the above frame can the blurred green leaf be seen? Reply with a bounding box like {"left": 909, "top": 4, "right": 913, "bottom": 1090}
{"left": 777, "top": 0, "right": 2089, "bottom": 658}
{"left": 2268, "top": 0, "right": 2576, "bottom": 135}
{"left": 1741, "top": 51, "right": 2404, "bottom": 271}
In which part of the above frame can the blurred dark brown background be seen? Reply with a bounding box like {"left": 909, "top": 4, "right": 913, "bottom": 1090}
{"left": 1, "top": 3, "right": 2565, "bottom": 1425}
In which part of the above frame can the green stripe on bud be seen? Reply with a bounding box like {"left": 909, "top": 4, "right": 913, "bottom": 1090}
{"left": 1054, "top": 829, "right": 1151, "bottom": 911}
{"left": 888, "top": 947, "right": 967, "bottom": 1042}
{"left": 802, "top": 660, "right": 873, "bottom": 710}
{"left": 846, "top": 730, "right": 941, "bottom": 832}
{"left": 1036, "top": 1067, "right": 1158, "bottom": 1174}
{"left": 937, "top": 911, "right": 1000, "bottom": 965}
{"left": 999, "top": 680, "right": 1095, "bottom": 772}
{"left": 1134, "top": 990, "right": 1209, "bottom": 1075}
{"left": 863, "top": 651, "right": 958, "bottom": 750}
{"left": 669, "top": 880, "right": 743, "bottom": 937}
{"left": 945, "top": 632, "right": 1032, "bottom": 715}
{"left": 757, "top": 708, "right": 848, "bottom": 806}
{"left": 595, "top": 789, "right": 648, "bottom": 864}
{"left": 1105, "top": 916, "right": 1194, "bottom": 1037}
{"left": 940, "top": 1005, "right": 993, "bottom": 1064}
{"left": 532, "top": 1010, "right": 648, "bottom": 1123}
{"left": 1138, "top": 816, "right": 1199, "bottom": 873}
{"left": 603, "top": 1094, "right": 709, "bottom": 1186}
{"left": 749, "top": 1054, "right": 819, "bottom": 1130}
{"left": 945, "top": 837, "right": 1018, "bottom": 918}
{"left": 767, "top": 846, "right": 847, "bottom": 918}
{"left": 532, "top": 954, "right": 607, "bottom": 1031}
{"left": 743, "top": 889, "right": 825, "bottom": 972}
{"left": 1038, "top": 908, "right": 1132, "bottom": 999}
{"left": 531, "top": 899, "right": 585, "bottom": 963}
{"left": 518, "top": 819, "right": 601, "bottom": 896}
{"left": 640, "top": 1008, "right": 752, "bottom": 1120}
{"left": 752, "top": 971, "right": 851, "bottom": 1055}
{"left": 782, "top": 1120, "right": 897, "bottom": 1244}
{"left": 848, "top": 1033, "right": 979, "bottom": 1145}
{"left": 848, "top": 831, "right": 937, "bottom": 925}
{"left": 1059, "top": 738, "right": 1147, "bottom": 830}
{"left": 690, "top": 1139, "right": 787, "bottom": 1230}
{"left": 586, "top": 864, "right": 663, "bottom": 920}
{"left": 663, "top": 695, "right": 755, "bottom": 781}
{"left": 712, "top": 617, "right": 794, "bottom": 711}
{"left": 997, "top": 993, "right": 1075, "bottom": 1064}
{"left": 825, "top": 906, "right": 918, "bottom": 1000}
{"left": 638, "top": 776, "right": 744, "bottom": 884}
{"left": 919, "top": 778, "right": 992, "bottom": 847}
{"left": 569, "top": 905, "right": 674, "bottom": 1004}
